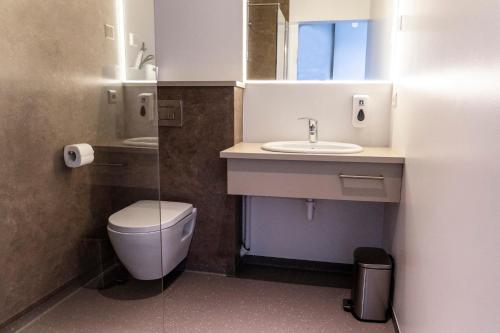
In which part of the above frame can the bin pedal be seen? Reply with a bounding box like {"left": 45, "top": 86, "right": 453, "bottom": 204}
{"left": 343, "top": 299, "right": 353, "bottom": 312}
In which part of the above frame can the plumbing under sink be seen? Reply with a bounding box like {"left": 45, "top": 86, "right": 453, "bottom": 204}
{"left": 261, "top": 141, "right": 363, "bottom": 154}
{"left": 123, "top": 137, "right": 158, "bottom": 148}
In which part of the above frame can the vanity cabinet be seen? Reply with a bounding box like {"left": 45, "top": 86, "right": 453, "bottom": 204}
{"left": 221, "top": 143, "right": 405, "bottom": 203}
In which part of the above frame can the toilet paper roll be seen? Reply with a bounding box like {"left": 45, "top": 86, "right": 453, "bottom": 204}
{"left": 64, "top": 144, "right": 94, "bottom": 168}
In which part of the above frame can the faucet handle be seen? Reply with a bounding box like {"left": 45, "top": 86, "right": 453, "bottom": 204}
{"left": 298, "top": 117, "right": 318, "bottom": 129}
{"left": 298, "top": 117, "right": 317, "bottom": 122}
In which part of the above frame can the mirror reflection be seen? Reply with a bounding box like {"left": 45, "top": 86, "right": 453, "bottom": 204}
{"left": 247, "top": 0, "right": 396, "bottom": 81}
{"left": 123, "top": 0, "right": 157, "bottom": 81}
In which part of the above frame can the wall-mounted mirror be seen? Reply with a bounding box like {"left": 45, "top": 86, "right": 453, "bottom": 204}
{"left": 123, "top": 0, "right": 157, "bottom": 81}
{"left": 247, "top": 0, "right": 396, "bottom": 81}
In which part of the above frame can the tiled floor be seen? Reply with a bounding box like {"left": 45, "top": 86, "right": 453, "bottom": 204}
{"left": 11, "top": 272, "right": 394, "bottom": 333}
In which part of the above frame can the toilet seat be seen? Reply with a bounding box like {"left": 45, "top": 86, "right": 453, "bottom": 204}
{"left": 108, "top": 200, "right": 193, "bottom": 233}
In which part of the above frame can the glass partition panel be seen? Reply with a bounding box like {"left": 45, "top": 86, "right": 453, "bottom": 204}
{"left": 123, "top": 0, "right": 157, "bottom": 80}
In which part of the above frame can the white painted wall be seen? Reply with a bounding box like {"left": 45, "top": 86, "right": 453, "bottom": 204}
{"left": 386, "top": 0, "right": 500, "bottom": 332}
{"left": 289, "top": 0, "right": 371, "bottom": 23}
{"left": 243, "top": 82, "right": 393, "bottom": 146}
{"left": 154, "top": 0, "right": 245, "bottom": 81}
{"left": 248, "top": 197, "right": 384, "bottom": 263}
{"left": 365, "top": 0, "right": 395, "bottom": 80}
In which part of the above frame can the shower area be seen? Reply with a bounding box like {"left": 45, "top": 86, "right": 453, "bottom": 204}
{"left": 0, "top": 0, "right": 165, "bottom": 331}
{"left": 247, "top": 1, "right": 289, "bottom": 80}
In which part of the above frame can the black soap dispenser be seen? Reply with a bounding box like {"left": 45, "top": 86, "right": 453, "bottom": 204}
{"left": 352, "top": 95, "right": 369, "bottom": 128}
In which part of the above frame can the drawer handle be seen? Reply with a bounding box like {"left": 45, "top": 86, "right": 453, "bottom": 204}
{"left": 339, "top": 174, "right": 384, "bottom": 180}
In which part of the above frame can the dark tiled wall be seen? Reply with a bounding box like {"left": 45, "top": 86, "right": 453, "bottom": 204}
{"left": 158, "top": 86, "right": 243, "bottom": 275}
{"left": 0, "top": 0, "right": 125, "bottom": 325}
{"left": 249, "top": 0, "right": 289, "bottom": 21}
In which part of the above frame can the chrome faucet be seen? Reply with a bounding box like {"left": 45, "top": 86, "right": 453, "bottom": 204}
{"left": 298, "top": 117, "right": 318, "bottom": 143}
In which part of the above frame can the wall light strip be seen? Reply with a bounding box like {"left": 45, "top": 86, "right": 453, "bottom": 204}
{"left": 116, "top": 0, "right": 126, "bottom": 82}
{"left": 244, "top": 80, "right": 393, "bottom": 85}
{"left": 242, "top": 0, "right": 248, "bottom": 82}
{"left": 390, "top": 0, "right": 402, "bottom": 82}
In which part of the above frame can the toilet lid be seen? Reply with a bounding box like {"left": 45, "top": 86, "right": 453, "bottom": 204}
{"left": 108, "top": 200, "right": 193, "bottom": 233}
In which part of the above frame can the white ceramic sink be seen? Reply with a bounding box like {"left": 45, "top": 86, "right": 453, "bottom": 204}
{"left": 123, "top": 137, "right": 158, "bottom": 148}
{"left": 261, "top": 141, "right": 363, "bottom": 154}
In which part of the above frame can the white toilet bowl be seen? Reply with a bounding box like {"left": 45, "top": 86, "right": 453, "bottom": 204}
{"left": 107, "top": 200, "right": 197, "bottom": 280}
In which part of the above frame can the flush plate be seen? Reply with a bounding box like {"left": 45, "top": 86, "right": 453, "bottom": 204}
{"left": 158, "top": 100, "right": 183, "bottom": 127}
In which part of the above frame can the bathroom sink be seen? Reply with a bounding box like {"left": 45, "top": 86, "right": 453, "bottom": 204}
{"left": 261, "top": 141, "right": 363, "bottom": 154}
{"left": 123, "top": 137, "right": 158, "bottom": 148}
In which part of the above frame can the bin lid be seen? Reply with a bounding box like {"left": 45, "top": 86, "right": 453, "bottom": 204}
{"left": 354, "top": 247, "right": 392, "bottom": 270}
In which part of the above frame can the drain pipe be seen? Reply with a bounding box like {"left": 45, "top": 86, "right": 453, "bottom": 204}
{"left": 306, "top": 199, "right": 316, "bottom": 221}
{"left": 240, "top": 196, "right": 252, "bottom": 256}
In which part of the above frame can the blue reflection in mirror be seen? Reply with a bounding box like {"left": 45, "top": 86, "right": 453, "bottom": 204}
{"left": 298, "top": 21, "right": 368, "bottom": 80}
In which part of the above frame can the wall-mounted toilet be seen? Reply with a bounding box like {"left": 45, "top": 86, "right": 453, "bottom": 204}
{"left": 107, "top": 200, "right": 197, "bottom": 280}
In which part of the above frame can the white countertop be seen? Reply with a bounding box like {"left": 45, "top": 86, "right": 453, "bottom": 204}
{"left": 220, "top": 143, "right": 405, "bottom": 164}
